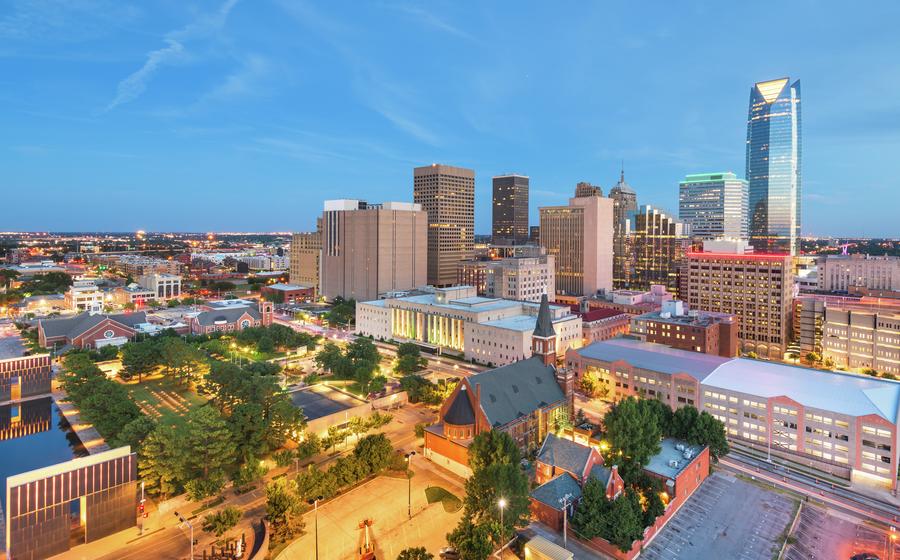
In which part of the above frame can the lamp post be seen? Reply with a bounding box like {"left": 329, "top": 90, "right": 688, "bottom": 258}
{"left": 498, "top": 498, "right": 507, "bottom": 545}
{"left": 308, "top": 495, "right": 324, "bottom": 560}
{"left": 558, "top": 493, "right": 574, "bottom": 550}
{"left": 174, "top": 512, "right": 193, "bottom": 560}
{"left": 405, "top": 451, "right": 416, "bottom": 518}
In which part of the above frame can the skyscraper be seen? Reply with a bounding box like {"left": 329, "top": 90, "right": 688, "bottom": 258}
{"left": 290, "top": 223, "right": 321, "bottom": 294}
{"left": 678, "top": 172, "right": 749, "bottom": 240}
{"left": 609, "top": 169, "right": 637, "bottom": 288}
{"left": 625, "top": 205, "right": 691, "bottom": 294}
{"left": 492, "top": 174, "right": 529, "bottom": 244}
{"left": 414, "top": 164, "right": 476, "bottom": 287}
{"left": 539, "top": 184, "right": 614, "bottom": 297}
{"left": 746, "top": 77, "right": 802, "bottom": 255}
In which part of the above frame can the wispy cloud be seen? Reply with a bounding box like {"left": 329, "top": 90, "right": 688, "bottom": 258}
{"left": 105, "top": 0, "right": 239, "bottom": 111}
{"left": 200, "top": 54, "right": 271, "bottom": 103}
{"left": 389, "top": 4, "right": 478, "bottom": 43}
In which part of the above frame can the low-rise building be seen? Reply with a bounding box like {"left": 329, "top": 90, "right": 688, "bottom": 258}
{"left": 111, "top": 284, "right": 156, "bottom": 307}
{"left": 579, "top": 307, "right": 631, "bottom": 345}
{"left": 38, "top": 311, "right": 147, "bottom": 350}
{"left": 65, "top": 278, "right": 105, "bottom": 312}
{"left": 189, "top": 300, "right": 273, "bottom": 335}
{"left": 138, "top": 273, "right": 182, "bottom": 300}
{"left": 630, "top": 300, "right": 739, "bottom": 357}
{"left": 817, "top": 254, "right": 900, "bottom": 293}
{"left": 356, "top": 286, "right": 582, "bottom": 366}
{"left": 260, "top": 283, "right": 316, "bottom": 304}
{"left": 457, "top": 248, "right": 555, "bottom": 303}
{"left": 568, "top": 338, "right": 900, "bottom": 490}
{"left": 823, "top": 302, "right": 900, "bottom": 376}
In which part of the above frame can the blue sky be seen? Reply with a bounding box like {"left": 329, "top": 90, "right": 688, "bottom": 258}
{"left": 2, "top": 1, "right": 899, "bottom": 236}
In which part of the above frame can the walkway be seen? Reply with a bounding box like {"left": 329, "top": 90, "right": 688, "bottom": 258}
{"left": 52, "top": 390, "right": 109, "bottom": 454}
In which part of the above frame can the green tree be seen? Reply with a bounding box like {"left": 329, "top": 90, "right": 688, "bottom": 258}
{"left": 183, "top": 406, "right": 236, "bottom": 490}
{"left": 202, "top": 507, "right": 242, "bottom": 537}
{"left": 158, "top": 337, "right": 204, "bottom": 386}
{"left": 296, "top": 433, "right": 322, "bottom": 460}
{"left": 138, "top": 426, "right": 186, "bottom": 499}
{"left": 257, "top": 335, "right": 275, "bottom": 354}
{"left": 670, "top": 405, "right": 700, "bottom": 441}
{"left": 691, "top": 411, "right": 729, "bottom": 460}
{"left": 353, "top": 433, "right": 394, "bottom": 474}
{"left": 0, "top": 268, "right": 20, "bottom": 290}
{"left": 315, "top": 342, "right": 346, "bottom": 374}
{"left": 467, "top": 430, "right": 521, "bottom": 472}
{"left": 862, "top": 367, "right": 879, "bottom": 377}
{"left": 228, "top": 402, "right": 268, "bottom": 463}
{"left": 121, "top": 340, "right": 160, "bottom": 383}
{"left": 394, "top": 342, "right": 426, "bottom": 375}
{"left": 463, "top": 462, "right": 530, "bottom": 539}
{"left": 397, "top": 547, "right": 434, "bottom": 560}
{"left": 604, "top": 397, "right": 662, "bottom": 472}
{"left": 232, "top": 459, "right": 268, "bottom": 487}
{"left": 265, "top": 478, "right": 306, "bottom": 544}
{"left": 642, "top": 398, "right": 673, "bottom": 436}
{"left": 446, "top": 518, "right": 493, "bottom": 560}
{"left": 606, "top": 488, "right": 645, "bottom": 552}
{"left": 110, "top": 415, "right": 157, "bottom": 452}
{"left": 571, "top": 477, "right": 612, "bottom": 538}
{"left": 805, "top": 351, "right": 822, "bottom": 365}
{"left": 642, "top": 484, "right": 666, "bottom": 527}
{"left": 295, "top": 464, "right": 339, "bottom": 501}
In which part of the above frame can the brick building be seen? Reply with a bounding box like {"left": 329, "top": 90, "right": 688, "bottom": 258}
{"left": 261, "top": 283, "right": 316, "bottom": 305}
{"left": 578, "top": 307, "right": 631, "bottom": 345}
{"left": 38, "top": 312, "right": 147, "bottom": 350}
{"left": 630, "top": 300, "right": 739, "bottom": 357}
{"left": 190, "top": 300, "right": 273, "bottom": 335}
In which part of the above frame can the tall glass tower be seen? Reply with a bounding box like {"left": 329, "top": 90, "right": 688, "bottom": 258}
{"left": 745, "top": 77, "right": 802, "bottom": 255}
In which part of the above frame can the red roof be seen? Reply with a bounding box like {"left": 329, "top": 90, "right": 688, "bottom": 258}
{"left": 580, "top": 308, "right": 629, "bottom": 322}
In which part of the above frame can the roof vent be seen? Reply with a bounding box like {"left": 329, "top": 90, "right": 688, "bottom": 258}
{"left": 683, "top": 450, "right": 693, "bottom": 460}
{"left": 512, "top": 384, "right": 519, "bottom": 393}
{"left": 669, "top": 459, "right": 679, "bottom": 468}
{"left": 675, "top": 443, "right": 685, "bottom": 451}
{"left": 489, "top": 394, "right": 497, "bottom": 403}
{"left": 535, "top": 376, "right": 543, "bottom": 384}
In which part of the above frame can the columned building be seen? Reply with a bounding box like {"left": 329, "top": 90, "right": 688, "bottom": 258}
{"left": 746, "top": 77, "right": 802, "bottom": 255}
{"left": 414, "top": 164, "right": 476, "bottom": 287}
{"left": 492, "top": 174, "right": 529, "bottom": 245}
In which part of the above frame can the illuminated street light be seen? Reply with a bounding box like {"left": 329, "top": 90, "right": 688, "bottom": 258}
{"left": 498, "top": 497, "right": 507, "bottom": 544}
{"left": 405, "top": 451, "right": 416, "bottom": 518}
{"left": 308, "top": 495, "right": 324, "bottom": 560}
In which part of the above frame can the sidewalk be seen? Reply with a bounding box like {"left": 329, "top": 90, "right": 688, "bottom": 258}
{"left": 52, "top": 390, "right": 110, "bottom": 454}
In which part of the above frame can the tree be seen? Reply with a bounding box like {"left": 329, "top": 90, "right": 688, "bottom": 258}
{"left": 788, "top": 352, "right": 800, "bottom": 364}
{"left": 605, "top": 488, "right": 645, "bottom": 552}
{"left": 467, "top": 430, "right": 521, "bottom": 473}
{"left": 395, "top": 343, "right": 426, "bottom": 375}
{"left": 202, "top": 507, "right": 242, "bottom": 537}
{"left": 110, "top": 415, "right": 157, "bottom": 452}
{"left": 823, "top": 356, "right": 836, "bottom": 369}
{"left": 228, "top": 402, "right": 268, "bottom": 463}
{"left": 397, "top": 547, "right": 434, "bottom": 560}
{"left": 603, "top": 397, "right": 661, "bottom": 470}
{"left": 266, "top": 478, "right": 306, "bottom": 544}
{"left": 232, "top": 459, "right": 268, "bottom": 487}
{"left": 670, "top": 405, "right": 700, "bottom": 441}
{"left": 295, "top": 464, "right": 339, "bottom": 501}
{"left": 642, "top": 398, "right": 673, "bottom": 436}
{"left": 315, "top": 342, "right": 346, "bottom": 374}
{"left": 257, "top": 335, "right": 275, "bottom": 354}
{"left": 138, "top": 426, "right": 186, "bottom": 499}
{"left": 862, "top": 367, "right": 880, "bottom": 377}
{"left": 121, "top": 340, "right": 160, "bottom": 383}
{"left": 296, "top": 433, "right": 322, "bottom": 460}
{"left": 571, "top": 477, "right": 612, "bottom": 538}
{"left": 805, "top": 351, "right": 822, "bottom": 365}
{"left": 691, "top": 411, "right": 729, "bottom": 460}
{"left": 182, "top": 406, "right": 236, "bottom": 493}
{"left": 158, "top": 337, "right": 205, "bottom": 386}
{"left": 642, "top": 484, "right": 666, "bottom": 527}
{"left": 463, "top": 462, "right": 530, "bottom": 537}
{"left": 0, "top": 268, "right": 19, "bottom": 290}
{"left": 353, "top": 433, "right": 394, "bottom": 474}
{"left": 446, "top": 518, "right": 493, "bottom": 560}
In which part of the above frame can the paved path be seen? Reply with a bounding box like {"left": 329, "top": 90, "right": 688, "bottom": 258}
{"left": 52, "top": 391, "right": 110, "bottom": 454}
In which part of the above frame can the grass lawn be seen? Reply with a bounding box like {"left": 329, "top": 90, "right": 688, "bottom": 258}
{"left": 424, "top": 486, "right": 462, "bottom": 513}
{"left": 124, "top": 376, "right": 206, "bottom": 428}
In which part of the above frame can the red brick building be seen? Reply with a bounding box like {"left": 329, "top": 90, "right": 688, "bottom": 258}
{"left": 261, "top": 283, "right": 316, "bottom": 304}
{"left": 190, "top": 300, "right": 273, "bottom": 335}
{"left": 38, "top": 312, "right": 147, "bottom": 350}
{"left": 630, "top": 300, "right": 739, "bottom": 357}
{"left": 577, "top": 307, "right": 631, "bottom": 345}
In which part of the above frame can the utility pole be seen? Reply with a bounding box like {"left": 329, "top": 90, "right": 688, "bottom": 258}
{"left": 308, "top": 495, "right": 323, "bottom": 560}
{"left": 559, "top": 493, "right": 574, "bottom": 550}
{"left": 174, "top": 512, "right": 193, "bottom": 560}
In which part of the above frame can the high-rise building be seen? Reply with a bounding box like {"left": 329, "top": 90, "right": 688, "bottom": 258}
{"left": 289, "top": 226, "right": 321, "bottom": 294}
{"left": 539, "top": 184, "right": 614, "bottom": 297}
{"left": 457, "top": 251, "right": 555, "bottom": 303}
{"left": 320, "top": 200, "right": 427, "bottom": 302}
{"left": 492, "top": 174, "right": 529, "bottom": 244}
{"left": 574, "top": 181, "right": 603, "bottom": 198}
{"left": 746, "top": 77, "right": 802, "bottom": 255}
{"left": 686, "top": 240, "right": 793, "bottom": 359}
{"left": 679, "top": 172, "right": 749, "bottom": 240}
{"left": 625, "top": 205, "right": 691, "bottom": 295}
{"left": 609, "top": 170, "right": 637, "bottom": 288}
{"left": 413, "top": 164, "right": 476, "bottom": 287}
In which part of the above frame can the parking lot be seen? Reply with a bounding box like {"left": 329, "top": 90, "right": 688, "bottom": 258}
{"left": 642, "top": 471, "right": 797, "bottom": 560}
{"left": 0, "top": 323, "right": 26, "bottom": 360}
{"left": 784, "top": 504, "right": 899, "bottom": 560}
{"left": 289, "top": 384, "right": 366, "bottom": 420}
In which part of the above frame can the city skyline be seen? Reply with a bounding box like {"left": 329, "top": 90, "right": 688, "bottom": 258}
{"left": 3, "top": 2, "right": 900, "bottom": 235}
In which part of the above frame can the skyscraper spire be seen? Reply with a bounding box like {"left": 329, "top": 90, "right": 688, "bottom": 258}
{"left": 620, "top": 160, "right": 625, "bottom": 183}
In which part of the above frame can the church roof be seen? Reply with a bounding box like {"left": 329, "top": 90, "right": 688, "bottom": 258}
{"left": 533, "top": 293, "right": 556, "bottom": 338}
{"left": 468, "top": 357, "right": 565, "bottom": 427}
{"left": 444, "top": 385, "right": 476, "bottom": 425}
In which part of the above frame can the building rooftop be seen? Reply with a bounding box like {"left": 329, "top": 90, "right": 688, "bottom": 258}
{"left": 265, "top": 283, "right": 314, "bottom": 291}
{"left": 537, "top": 433, "right": 594, "bottom": 476}
{"left": 703, "top": 359, "right": 900, "bottom": 423}
{"left": 468, "top": 357, "right": 566, "bottom": 428}
{"left": 39, "top": 311, "right": 147, "bottom": 339}
{"left": 633, "top": 309, "right": 735, "bottom": 328}
{"left": 576, "top": 338, "right": 730, "bottom": 381}
{"left": 644, "top": 439, "right": 705, "bottom": 481}
{"left": 530, "top": 473, "right": 582, "bottom": 511}
{"left": 580, "top": 307, "right": 629, "bottom": 322}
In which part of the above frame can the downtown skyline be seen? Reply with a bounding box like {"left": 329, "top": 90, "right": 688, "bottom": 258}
{"left": 3, "top": 1, "right": 900, "bottom": 236}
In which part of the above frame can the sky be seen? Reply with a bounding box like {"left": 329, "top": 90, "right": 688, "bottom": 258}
{"left": 2, "top": 1, "right": 899, "bottom": 236}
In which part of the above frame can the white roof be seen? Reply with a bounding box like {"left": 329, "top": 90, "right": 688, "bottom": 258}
{"left": 703, "top": 360, "right": 900, "bottom": 423}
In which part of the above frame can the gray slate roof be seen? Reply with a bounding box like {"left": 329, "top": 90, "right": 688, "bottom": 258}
{"left": 588, "top": 464, "right": 613, "bottom": 488}
{"left": 537, "top": 433, "right": 593, "bottom": 476}
{"left": 468, "top": 357, "right": 565, "bottom": 428}
{"left": 530, "top": 473, "right": 582, "bottom": 510}
{"left": 195, "top": 305, "right": 260, "bottom": 327}
{"left": 40, "top": 311, "right": 147, "bottom": 339}
{"left": 533, "top": 293, "right": 556, "bottom": 338}
{"left": 444, "top": 386, "right": 476, "bottom": 425}
{"left": 576, "top": 337, "right": 730, "bottom": 381}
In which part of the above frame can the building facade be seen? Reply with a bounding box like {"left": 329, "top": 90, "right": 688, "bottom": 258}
{"left": 355, "top": 285, "right": 582, "bottom": 366}
{"left": 686, "top": 242, "right": 793, "bottom": 359}
{"left": 539, "top": 184, "right": 614, "bottom": 297}
{"left": 630, "top": 300, "right": 739, "bottom": 358}
{"left": 624, "top": 205, "right": 691, "bottom": 295}
{"left": 823, "top": 303, "right": 900, "bottom": 376}
{"left": 568, "top": 338, "right": 900, "bottom": 490}
{"left": 289, "top": 229, "right": 321, "bottom": 295}
{"left": 5, "top": 447, "right": 137, "bottom": 560}
{"left": 457, "top": 252, "right": 555, "bottom": 303}
{"left": 190, "top": 300, "right": 273, "bottom": 335}
{"left": 492, "top": 174, "right": 529, "bottom": 244}
{"left": 678, "top": 172, "right": 748, "bottom": 240}
{"left": 260, "top": 283, "right": 316, "bottom": 305}
{"left": 579, "top": 308, "right": 632, "bottom": 345}
{"left": 609, "top": 171, "right": 638, "bottom": 290}
{"left": 65, "top": 279, "right": 104, "bottom": 312}
{"left": 38, "top": 312, "right": 147, "bottom": 350}
{"left": 0, "top": 354, "right": 52, "bottom": 402}
{"left": 320, "top": 199, "right": 427, "bottom": 302}
{"left": 414, "top": 164, "right": 476, "bottom": 287}
{"left": 816, "top": 254, "right": 900, "bottom": 293}
{"left": 746, "top": 77, "right": 802, "bottom": 255}
{"left": 137, "top": 273, "right": 181, "bottom": 300}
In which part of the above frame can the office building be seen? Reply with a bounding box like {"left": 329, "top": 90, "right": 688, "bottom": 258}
{"left": 5, "top": 447, "right": 137, "bottom": 559}
{"left": 413, "top": 164, "right": 476, "bottom": 287}
{"left": 355, "top": 285, "right": 582, "bottom": 366}
{"left": 822, "top": 301, "right": 900, "bottom": 376}
{"left": 539, "top": 184, "right": 614, "bottom": 297}
{"left": 816, "top": 254, "right": 900, "bottom": 293}
{"left": 64, "top": 279, "right": 105, "bottom": 312}
{"left": 320, "top": 199, "right": 427, "bottom": 302}
{"left": 630, "top": 300, "right": 739, "bottom": 357}
{"left": 625, "top": 205, "right": 691, "bottom": 294}
{"left": 529, "top": 225, "right": 540, "bottom": 245}
{"left": 492, "top": 174, "right": 529, "bottom": 244}
{"left": 290, "top": 229, "right": 321, "bottom": 295}
{"left": 678, "top": 172, "right": 748, "bottom": 239}
{"left": 578, "top": 307, "right": 631, "bottom": 345}
{"left": 746, "top": 77, "right": 802, "bottom": 255}
{"left": 260, "top": 283, "right": 316, "bottom": 305}
{"left": 686, "top": 240, "right": 793, "bottom": 359}
{"left": 574, "top": 181, "right": 603, "bottom": 198}
{"left": 137, "top": 273, "right": 181, "bottom": 300}
{"left": 111, "top": 284, "right": 155, "bottom": 307}
{"left": 568, "top": 338, "right": 900, "bottom": 490}
{"left": 609, "top": 170, "right": 637, "bottom": 289}
{"left": 456, "top": 251, "right": 555, "bottom": 303}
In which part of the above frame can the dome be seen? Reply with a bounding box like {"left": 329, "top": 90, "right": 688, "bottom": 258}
{"left": 609, "top": 169, "right": 635, "bottom": 195}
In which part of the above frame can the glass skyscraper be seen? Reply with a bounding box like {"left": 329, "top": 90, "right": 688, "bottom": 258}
{"left": 678, "top": 172, "right": 748, "bottom": 240}
{"left": 745, "top": 77, "right": 802, "bottom": 255}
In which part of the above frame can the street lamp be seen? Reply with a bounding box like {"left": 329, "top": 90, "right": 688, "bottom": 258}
{"left": 308, "top": 495, "right": 324, "bottom": 560}
{"left": 497, "top": 497, "right": 507, "bottom": 545}
{"left": 405, "top": 451, "right": 417, "bottom": 518}
{"left": 174, "top": 511, "right": 193, "bottom": 560}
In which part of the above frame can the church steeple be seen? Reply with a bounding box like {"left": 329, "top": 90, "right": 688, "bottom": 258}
{"left": 532, "top": 294, "right": 557, "bottom": 366}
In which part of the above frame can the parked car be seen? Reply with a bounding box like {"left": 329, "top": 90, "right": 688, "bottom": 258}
{"left": 850, "top": 553, "right": 880, "bottom": 560}
{"left": 439, "top": 546, "right": 460, "bottom": 559}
